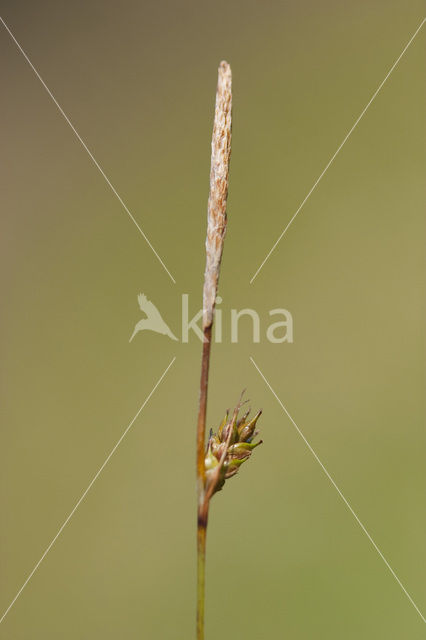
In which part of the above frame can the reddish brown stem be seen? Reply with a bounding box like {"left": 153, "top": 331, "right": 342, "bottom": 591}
{"left": 196, "top": 60, "right": 232, "bottom": 640}
{"left": 196, "top": 325, "right": 212, "bottom": 640}
{"left": 196, "top": 325, "right": 212, "bottom": 494}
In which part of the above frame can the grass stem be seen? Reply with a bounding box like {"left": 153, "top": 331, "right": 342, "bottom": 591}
{"left": 196, "top": 60, "right": 232, "bottom": 640}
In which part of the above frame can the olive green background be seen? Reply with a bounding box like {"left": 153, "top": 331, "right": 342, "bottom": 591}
{"left": 1, "top": 1, "right": 425, "bottom": 638}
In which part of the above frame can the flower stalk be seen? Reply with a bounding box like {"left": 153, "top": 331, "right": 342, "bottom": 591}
{"left": 196, "top": 60, "right": 263, "bottom": 640}
{"left": 196, "top": 60, "right": 232, "bottom": 640}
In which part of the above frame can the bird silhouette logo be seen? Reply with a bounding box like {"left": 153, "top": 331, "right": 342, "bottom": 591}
{"left": 129, "top": 293, "right": 178, "bottom": 342}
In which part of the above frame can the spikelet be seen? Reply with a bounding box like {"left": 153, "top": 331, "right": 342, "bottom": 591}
{"left": 205, "top": 403, "right": 262, "bottom": 496}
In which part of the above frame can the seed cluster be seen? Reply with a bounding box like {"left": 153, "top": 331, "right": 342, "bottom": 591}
{"left": 205, "top": 407, "right": 262, "bottom": 496}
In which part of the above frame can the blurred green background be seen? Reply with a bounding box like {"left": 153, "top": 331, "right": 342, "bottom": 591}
{"left": 1, "top": 1, "right": 425, "bottom": 638}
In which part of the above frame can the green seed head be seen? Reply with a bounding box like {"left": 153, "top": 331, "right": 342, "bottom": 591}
{"left": 205, "top": 403, "right": 263, "bottom": 496}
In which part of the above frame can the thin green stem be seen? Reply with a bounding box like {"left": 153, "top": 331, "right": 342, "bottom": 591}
{"left": 197, "top": 508, "right": 208, "bottom": 640}
{"left": 196, "top": 59, "right": 231, "bottom": 639}
{"left": 196, "top": 326, "right": 212, "bottom": 639}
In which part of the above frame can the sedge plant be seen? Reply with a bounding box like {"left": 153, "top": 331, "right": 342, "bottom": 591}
{"left": 196, "top": 61, "right": 263, "bottom": 640}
